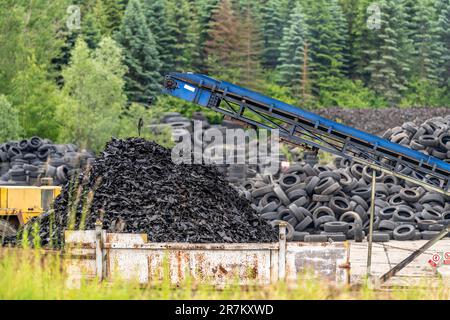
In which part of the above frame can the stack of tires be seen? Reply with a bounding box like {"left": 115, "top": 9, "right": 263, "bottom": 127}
{"left": 238, "top": 116, "right": 450, "bottom": 242}
{"left": 0, "top": 137, "right": 95, "bottom": 186}
{"left": 162, "top": 112, "right": 286, "bottom": 184}
{"left": 240, "top": 161, "right": 450, "bottom": 242}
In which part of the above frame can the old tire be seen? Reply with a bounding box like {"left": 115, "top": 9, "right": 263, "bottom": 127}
{"left": 0, "top": 220, "right": 17, "bottom": 238}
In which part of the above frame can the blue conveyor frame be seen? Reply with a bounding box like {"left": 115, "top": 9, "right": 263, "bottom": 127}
{"left": 163, "top": 73, "right": 450, "bottom": 195}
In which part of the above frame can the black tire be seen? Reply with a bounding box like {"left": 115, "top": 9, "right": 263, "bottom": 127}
{"left": 351, "top": 195, "right": 369, "bottom": 210}
{"left": 321, "top": 233, "right": 347, "bottom": 242}
{"left": 418, "top": 219, "right": 438, "bottom": 231}
{"left": 312, "top": 194, "right": 332, "bottom": 202}
{"left": 295, "top": 216, "right": 313, "bottom": 231}
{"left": 329, "top": 197, "right": 351, "bottom": 215}
{"left": 313, "top": 206, "right": 335, "bottom": 220}
{"left": 324, "top": 221, "right": 349, "bottom": 233}
{"left": 273, "top": 185, "right": 290, "bottom": 206}
{"left": 287, "top": 189, "right": 308, "bottom": 201}
{"left": 314, "top": 216, "right": 337, "bottom": 229}
{"left": 393, "top": 224, "right": 415, "bottom": 240}
{"left": 321, "top": 182, "right": 341, "bottom": 195}
{"left": 261, "top": 211, "right": 279, "bottom": 220}
{"left": 350, "top": 163, "right": 364, "bottom": 179}
{"left": 393, "top": 207, "right": 415, "bottom": 222}
{"left": 371, "top": 233, "right": 390, "bottom": 242}
{"left": 428, "top": 224, "right": 444, "bottom": 231}
{"left": 389, "top": 194, "right": 406, "bottom": 206}
{"left": 288, "top": 204, "right": 305, "bottom": 221}
{"left": 279, "top": 174, "right": 301, "bottom": 190}
{"left": 304, "top": 234, "right": 328, "bottom": 242}
{"left": 314, "top": 177, "right": 335, "bottom": 194}
{"left": 251, "top": 185, "right": 273, "bottom": 198}
{"left": 379, "top": 206, "right": 397, "bottom": 220}
{"left": 318, "top": 171, "right": 340, "bottom": 180}
{"left": 419, "top": 193, "right": 445, "bottom": 206}
{"left": 56, "top": 165, "right": 69, "bottom": 182}
{"left": 291, "top": 196, "right": 309, "bottom": 208}
{"left": 260, "top": 202, "right": 279, "bottom": 214}
{"left": 421, "top": 230, "right": 440, "bottom": 240}
{"left": 0, "top": 219, "right": 17, "bottom": 237}
{"left": 305, "top": 176, "right": 320, "bottom": 195}
{"left": 292, "top": 231, "right": 309, "bottom": 241}
{"left": 378, "top": 219, "right": 396, "bottom": 231}
{"left": 351, "top": 187, "right": 371, "bottom": 200}
{"left": 339, "top": 211, "right": 363, "bottom": 225}
{"left": 418, "top": 135, "right": 438, "bottom": 147}
{"left": 422, "top": 208, "right": 442, "bottom": 220}
{"left": 260, "top": 192, "right": 281, "bottom": 207}
{"left": 400, "top": 188, "right": 420, "bottom": 202}
{"left": 29, "top": 136, "right": 43, "bottom": 150}
{"left": 354, "top": 225, "right": 364, "bottom": 242}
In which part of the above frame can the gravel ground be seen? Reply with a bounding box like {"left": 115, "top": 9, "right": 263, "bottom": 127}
{"left": 315, "top": 107, "right": 450, "bottom": 136}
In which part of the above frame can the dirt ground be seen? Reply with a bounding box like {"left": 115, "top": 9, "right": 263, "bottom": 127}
{"left": 315, "top": 107, "right": 450, "bottom": 136}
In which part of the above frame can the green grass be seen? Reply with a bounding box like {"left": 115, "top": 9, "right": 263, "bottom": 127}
{"left": 0, "top": 248, "right": 449, "bottom": 300}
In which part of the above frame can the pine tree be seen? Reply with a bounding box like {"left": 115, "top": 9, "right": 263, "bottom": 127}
{"left": 204, "top": 0, "right": 241, "bottom": 78}
{"left": 103, "top": 0, "right": 128, "bottom": 34}
{"left": 278, "top": 3, "right": 309, "bottom": 98}
{"left": 301, "top": 0, "right": 347, "bottom": 92}
{"left": 141, "top": 0, "right": 176, "bottom": 75}
{"left": 195, "top": 0, "right": 220, "bottom": 72}
{"left": 260, "top": 0, "right": 284, "bottom": 69}
{"left": 166, "top": 0, "right": 200, "bottom": 72}
{"left": 408, "top": 0, "right": 441, "bottom": 83}
{"left": 364, "top": 0, "right": 409, "bottom": 104}
{"left": 436, "top": 0, "right": 450, "bottom": 87}
{"left": 116, "top": 0, "right": 161, "bottom": 104}
{"left": 236, "top": 5, "right": 263, "bottom": 89}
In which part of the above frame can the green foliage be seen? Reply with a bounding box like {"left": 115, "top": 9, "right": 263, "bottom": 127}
{"left": 116, "top": 0, "right": 162, "bottom": 104}
{"left": 57, "top": 38, "right": 127, "bottom": 152}
{"left": 10, "top": 56, "right": 63, "bottom": 141}
{"left": 141, "top": 0, "right": 176, "bottom": 75}
{"left": 317, "top": 77, "right": 388, "bottom": 108}
{"left": 364, "top": 0, "right": 410, "bottom": 105}
{"left": 0, "top": 95, "right": 23, "bottom": 141}
{"left": 436, "top": 0, "right": 450, "bottom": 87}
{"left": 260, "top": 0, "right": 284, "bottom": 68}
{"left": 152, "top": 95, "right": 224, "bottom": 125}
{"left": 278, "top": 3, "right": 308, "bottom": 98}
{"left": 166, "top": 0, "right": 200, "bottom": 72}
{"left": 400, "top": 78, "right": 450, "bottom": 107}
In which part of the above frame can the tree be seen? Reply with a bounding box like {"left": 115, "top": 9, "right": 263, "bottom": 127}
{"left": 195, "top": 0, "right": 220, "bottom": 72}
{"left": 115, "top": 0, "right": 161, "bottom": 104}
{"left": 364, "top": 0, "right": 409, "bottom": 104}
{"left": 165, "top": 0, "right": 200, "bottom": 72}
{"left": 278, "top": 3, "right": 309, "bottom": 98}
{"left": 260, "top": 0, "right": 284, "bottom": 68}
{"left": 302, "top": 0, "right": 348, "bottom": 92}
{"left": 10, "top": 56, "right": 63, "bottom": 141}
{"left": 0, "top": 95, "right": 23, "bottom": 141}
{"left": 405, "top": 0, "right": 441, "bottom": 83}
{"left": 436, "top": 0, "right": 450, "bottom": 87}
{"left": 141, "top": 0, "right": 176, "bottom": 75}
{"left": 58, "top": 38, "right": 127, "bottom": 152}
{"left": 236, "top": 5, "right": 263, "bottom": 89}
{"left": 0, "top": 0, "right": 69, "bottom": 94}
{"left": 103, "top": 0, "right": 128, "bottom": 34}
{"left": 204, "top": 0, "right": 241, "bottom": 79}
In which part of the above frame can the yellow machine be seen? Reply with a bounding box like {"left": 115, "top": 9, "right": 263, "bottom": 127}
{"left": 0, "top": 186, "right": 61, "bottom": 237}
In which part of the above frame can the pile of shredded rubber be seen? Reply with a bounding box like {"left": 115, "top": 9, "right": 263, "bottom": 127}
{"left": 12, "top": 138, "right": 277, "bottom": 247}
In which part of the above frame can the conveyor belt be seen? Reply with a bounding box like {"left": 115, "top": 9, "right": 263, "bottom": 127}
{"left": 163, "top": 72, "right": 450, "bottom": 195}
